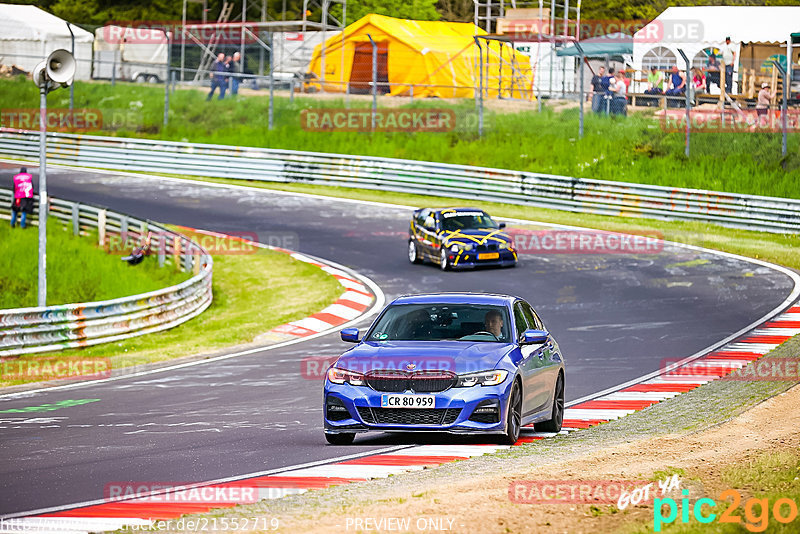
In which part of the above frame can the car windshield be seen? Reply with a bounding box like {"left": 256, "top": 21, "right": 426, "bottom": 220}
{"left": 441, "top": 211, "right": 498, "bottom": 232}
{"left": 366, "top": 303, "right": 511, "bottom": 343}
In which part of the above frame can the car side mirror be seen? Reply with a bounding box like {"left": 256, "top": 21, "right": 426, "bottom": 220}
{"left": 340, "top": 328, "right": 360, "bottom": 343}
{"left": 521, "top": 329, "right": 548, "bottom": 345}
{"left": 499, "top": 222, "right": 506, "bottom": 229}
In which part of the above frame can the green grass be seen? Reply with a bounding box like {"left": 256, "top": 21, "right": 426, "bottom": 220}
{"left": 0, "top": 219, "right": 188, "bottom": 308}
{"left": 2, "top": 76, "right": 799, "bottom": 199}
{"left": 0, "top": 243, "right": 345, "bottom": 387}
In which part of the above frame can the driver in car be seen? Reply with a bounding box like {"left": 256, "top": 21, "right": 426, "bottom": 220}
{"left": 483, "top": 310, "right": 503, "bottom": 338}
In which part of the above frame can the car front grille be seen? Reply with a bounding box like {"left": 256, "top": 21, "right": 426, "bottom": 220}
{"left": 476, "top": 243, "right": 499, "bottom": 252}
{"left": 365, "top": 370, "right": 457, "bottom": 393}
{"left": 357, "top": 407, "right": 461, "bottom": 426}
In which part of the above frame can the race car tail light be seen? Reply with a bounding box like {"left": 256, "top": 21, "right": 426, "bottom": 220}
{"left": 327, "top": 367, "right": 366, "bottom": 386}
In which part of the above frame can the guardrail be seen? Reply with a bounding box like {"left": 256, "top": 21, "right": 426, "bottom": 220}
{"left": 0, "top": 189, "right": 213, "bottom": 357}
{"left": 1, "top": 130, "right": 798, "bottom": 233}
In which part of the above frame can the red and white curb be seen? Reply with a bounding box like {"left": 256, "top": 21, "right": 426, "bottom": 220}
{"left": 6, "top": 305, "right": 797, "bottom": 533}
{"left": 177, "top": 228, "right": 378, "bottom": 344}
{"left": 255, "top": 251, "right": 376, "bottom": 342}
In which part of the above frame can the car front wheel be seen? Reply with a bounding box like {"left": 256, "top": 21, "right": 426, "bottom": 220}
{"left": 439, "top": 247, "right": 450, "bottom": 271}
{"left": 324, "top": 432, "right": 355, "bottom": 445}
{"left": 408, "top": 240, "right": 422, "bottom": 264}
{"left": 498, "top": 381, "right": 522, "bottom": 445}
{"left": 534, "top": 373, "right": 564, "bottom": 433}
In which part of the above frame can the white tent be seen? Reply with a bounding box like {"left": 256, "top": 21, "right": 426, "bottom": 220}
{"left": 633, "top": 6, "right": 800, "bottom": 92}
{"left": 0, "top": 4, "right": 93, "bottom": 80}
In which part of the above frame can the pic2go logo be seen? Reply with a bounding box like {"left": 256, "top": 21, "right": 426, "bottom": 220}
{"left": 655, "top": 489, "right": 799, "bottom": 532}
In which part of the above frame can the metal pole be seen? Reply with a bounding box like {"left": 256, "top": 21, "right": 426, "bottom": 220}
{"left": 772, "top": 60, "right": 788, "bottom": 158}
{"left": 783, "top": 62, "right": 789, "bottom": 159}
{"left": 475, "top": 36, "right": 484, "bottom": 137}
{"left": 38, "top": 85, "right": 48, "bottom": 307}
{"left": 269, "top": 31, "right": 274, "bottom": 129}
{"left": 164, "top": 30, "right": 171, "bottom": 128}
{"left": 241, "top": 0, "right": 246, "bottom": 78}
{"left": 367, "top": 33, "right": 377, "bottom": 131}
{"left": 181, "top": 0, "right": 186, "bottom": 81}
{"left": 678, "top": 49, "right": 690, "bottom": 157}
{"left": 67, "top": 22, "right": 74, "bottom": 113}
{"left": 576, "top": 43, "right": 584, "bottom": 139}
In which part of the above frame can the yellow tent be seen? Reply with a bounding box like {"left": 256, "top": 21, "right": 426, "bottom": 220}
{"left": 306, "top": 14, "right": 534, "bottom": 99}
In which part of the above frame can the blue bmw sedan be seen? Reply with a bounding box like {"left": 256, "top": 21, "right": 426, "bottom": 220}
{"left": 323, "top": 293, "right": 565, "bottom": 445}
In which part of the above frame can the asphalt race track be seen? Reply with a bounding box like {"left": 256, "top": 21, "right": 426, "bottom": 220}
{"left": 0, "top": 163, "right": 795, "bottom": 516}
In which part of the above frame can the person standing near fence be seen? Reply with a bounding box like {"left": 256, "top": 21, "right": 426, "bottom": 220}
{"left": 756, "top": 82, "right": 772, "bottom": 128}
{"left": 590, "top": 66, "right": 605, "bottom": 113}
{"left": 230, "top": 52, "right": 241, "bottom": 96}
{"left": 10, "top": 167, "right": 34, "bottom": 229}
{"left": 720, "top": 37, "right": 736, "bottom": 93}
{"left": 206, "top": 53, "right": 228, "bottom": 101}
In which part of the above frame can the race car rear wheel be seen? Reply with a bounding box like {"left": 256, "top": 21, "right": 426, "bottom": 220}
{"left": 439, "top": 248, "right": 450, "bottom": 271}
{"left": 408, "top": 240, "right": 422, "bottom": 264}
{"left": 498, "top": 381, "right": 522, "bottom": 445}
{"left": 534, "top": 373, "right": 564, "bottom": 433}
{"left": 324, "top": 432, "right": 355, "bottom": 445}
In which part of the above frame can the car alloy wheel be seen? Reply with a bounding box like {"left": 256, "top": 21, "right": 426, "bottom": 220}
{"left": 440, "top": 247, "right": 450, "bottom": 271}
{"left": 534, "top": 373, "right": 564, "bottom": 433}
{"left": 408, "top": 240, "right": 422, "bottom": 264}
{"left": 324, "top": 432, "right": 355, "bottom": 445}
{"left": 499, "top": 381, "right": 522, "bottom": 445}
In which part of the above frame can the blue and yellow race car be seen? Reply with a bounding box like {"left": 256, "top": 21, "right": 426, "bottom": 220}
{"left": 408, "top": 208, "right": 517, "bottom": 270}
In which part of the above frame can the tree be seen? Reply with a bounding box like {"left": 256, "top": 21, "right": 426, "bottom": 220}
{"left": 331, "top": 0, "right": 440, "bottom": 24}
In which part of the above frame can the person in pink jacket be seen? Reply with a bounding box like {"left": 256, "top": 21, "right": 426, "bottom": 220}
{"left": 11, "top": 167, "right": 34, "bottom": 229}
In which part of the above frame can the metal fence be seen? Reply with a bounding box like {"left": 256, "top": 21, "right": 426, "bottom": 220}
{"left": 1, "top": 129, "right": 798, "bottom": 233}
{"left": 0, "top": 189, "right": 213, "bottom": 357}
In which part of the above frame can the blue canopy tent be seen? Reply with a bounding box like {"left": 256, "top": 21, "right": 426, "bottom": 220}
{"left": 556, "top": 32, "right": 633, "bottom": 61}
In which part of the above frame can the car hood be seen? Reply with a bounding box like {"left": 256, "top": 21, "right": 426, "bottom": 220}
{"left": 441, "top": 229, "right": 511, "bottom": 246}
{"left": 336, "top": 341, "right": 513, "bottom": 375}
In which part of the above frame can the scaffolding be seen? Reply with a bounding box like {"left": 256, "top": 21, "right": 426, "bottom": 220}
{"left": 475, "top": 0, "right": 581, "bottom": 98}
{"left": 178, "top": 0, "right": 345, "bottom": 82}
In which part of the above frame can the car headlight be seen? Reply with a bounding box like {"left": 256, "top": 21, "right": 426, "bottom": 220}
{"left": 448, "top": 242, "right": 474, "bottom": 253}
{"left": 455, "top": 370, "right": 508, "bottom": 387}
{"left": 499, "top": 241, "right": 512, "bottom": 250}
{"left": 327, "top": 367, "right": 366, "bottom": 386}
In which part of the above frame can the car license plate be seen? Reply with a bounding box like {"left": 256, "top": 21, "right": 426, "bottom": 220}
{"left": 478, "top": 252, "right": 500, "bottom": 260}
{"left": 381, "top": 394, "right": 435, "bottom": 408}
